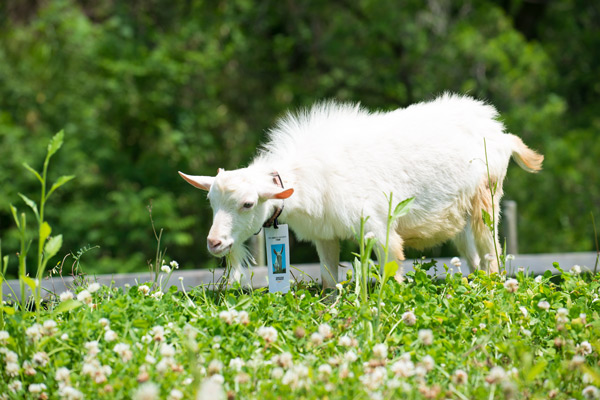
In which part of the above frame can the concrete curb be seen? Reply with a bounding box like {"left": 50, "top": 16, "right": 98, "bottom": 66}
{"left": 2, "top": 252, "right": 597, "bottom": 300}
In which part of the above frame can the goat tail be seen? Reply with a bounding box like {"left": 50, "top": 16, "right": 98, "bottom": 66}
{"left": 509, "top": 134, "right": 544, "bottom": 173}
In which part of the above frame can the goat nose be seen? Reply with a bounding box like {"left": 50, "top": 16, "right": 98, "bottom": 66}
{"left": 207, "top": 237, "right": 222, "bottom": 249}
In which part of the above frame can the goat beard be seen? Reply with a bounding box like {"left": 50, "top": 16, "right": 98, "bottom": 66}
{"left": 225, "top": 241, "right": 255, "bottom": 285}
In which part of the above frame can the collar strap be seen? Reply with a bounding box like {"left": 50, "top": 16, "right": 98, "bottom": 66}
{"left": 258, "top": 172, "right": 284, "bottom": 233}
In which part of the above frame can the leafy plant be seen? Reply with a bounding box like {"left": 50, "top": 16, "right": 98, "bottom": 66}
{"left": 7, "top": 130, "right": 74, "bottom": 317}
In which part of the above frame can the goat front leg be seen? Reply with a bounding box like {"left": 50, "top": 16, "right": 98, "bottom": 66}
{"left": 315, "top": 239, "right": 340, "bottom": 289}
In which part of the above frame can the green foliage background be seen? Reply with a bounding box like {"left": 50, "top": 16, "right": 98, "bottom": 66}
{"left": 0, "top": 0, "right": 598, "bottom": 276}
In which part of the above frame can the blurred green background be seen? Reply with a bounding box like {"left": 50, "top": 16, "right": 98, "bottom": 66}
{"left": 0, "top": 0, "right": 598, "bottom": 277}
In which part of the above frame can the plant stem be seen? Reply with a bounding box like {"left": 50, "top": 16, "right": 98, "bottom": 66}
{"left": 483, "top": 138, "right": 501, "bottom": 272}
{"left": 591, "top": 212, "right": 599, "bottom": 275}
{"left": 18, "top": 213, "right": 27, "bottom": 310}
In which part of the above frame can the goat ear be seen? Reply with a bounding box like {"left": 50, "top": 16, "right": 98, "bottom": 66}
{"left": 259, "top": 187, "right": 294, "bottom": 200}
{"left": 178, "top": 171, "right": 214, "bottom": 191}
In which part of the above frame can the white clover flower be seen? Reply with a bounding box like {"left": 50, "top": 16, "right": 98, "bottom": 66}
{"left": 557, "top": 308, "right": 569, "bottom": 317}
{"left": 537, "top": 301, "right": 550, "bottom": 311}
{"left": 338, "top": 335, "right": 352, "bottom": 347}
{"left": 571, "top": 355, "right": 586, "bottom": 368}
{"left": 506, "top": 254, "right": 515, "bottom": 261}
{"left": 0, "top": 330, "right": 9, "bottom": 344}
{"left": 486, "top": 366, "right": 506, "bottom": 384}
{"left": 420, "top": 355, "right": 435, "bottom": 372}
{"left": 339, "top": 363, "right": 353, "bottom": 380}
{"left": 55, "top": 367, "right": 71, "bottom": 382}
{"left": 156, "top": 359, "right": 169, "bottom": 374}
{"left": 571, "top": 265, "right": 582, "bottom": 275}
{"left": 270, "top": 367, "right": 284, "bottom": 381}
{"left": 61, "top": 333, "right": 69, "bottom": 341}
{"left": 8, "top": 380, "right": 22, "bottom": 392}
{"left": 318, "top": 323, "right": 333, "bottom": 339}
{"left": 391, "top": 358, "right": 415, "bottom": 378}
{"left": 229, "top": 357, "right": 245, "bottom": 371}
{"left": 504, "top": 278, "right": 519, "bottom": 293}
{"left": 535, "top": 275, "right": 543, "bottom": 283}
{"left": 364, "top": 232, "right": 376, "bottom": 241}
{"left": 150, "top": 326, "right": 165, "bottom": 342}
{"left": 234, "top": 372, "right": 250, "bottom": 384}
{"left": 59, "top": 291, "right": 74, "bottom": 302}
{"left": 161, "top": 265, "right": 171, "bottom": 273}
{"left": 310, "top": 332, "right": 324, "bottom": 346}
{"left": 141, "top": 334, "right": 152, "bottom": 344}
{"left": 145, "top": 355, "right": 156, "bottom": 364}
{"left": 450, "top": 257, "right": 461, "bottom": 267}
{"left": 169, "top": 260, "right": 179, "bottom": 269}
{"left": 133, "top": 382, "right": 159, "bottom": 400}
{"left": 372, "top": 343, "right": 388, "bottom": 360}
{"left": 359, "top": 366, "right": 387, "bottom": 391}
{"left": 60, "top": 386, "right": 84, "bottom": 400}
{"left": 318, "top": 364, "right": 333, "bottom": 379}
{"left": 23, "top": 360, "right": 36, "bottom": 376}
{"left": 257, "top": 326, "right": 278, "bottom": 343}
{"left": 77, "top": 290, "right": 92, "bottom": 304}
{"left": 452, "top": 369, "right": 468, "bottom": 384}
{"left": 237, "top": 311, "right": 250, "bottom": 325}
{"left": 577, "top": 341, "right": 593, "bottom": 356}
{"left": 138, "top": 285, "right": 151, "bottom": 296}
{"left": 26, "top": 323, "right": 42, "bottom": 341}
{"left": 85, "top": 340, "right": 100, "bottom": 357}
{"left": 282, "top": 364, "right": 310, "bottom": 390}
{"left": 342, "top": 350, "right": 357, "bottom": 364}
{"left": 197, "top": 378, "right": 226, "bottom": 400}
{"left": 219, "top": 310, "right": 233, "bottom": 325}
{"left": 208, "top": 359, "right": 224, "bottom": 376}
{"left": 583, "top": 386, "right": 600, "bottom": 400}
{"left": 167, "top": 389, "right": 183, "bottom": 400}
{"left": 99, "top": 318, "right": 110, "bottom": 328}
{"left": 275, "top": 352, "right": 293, "bottom": 369}
{"left": 418, "top": 329, "right": 434, "bottom": 345}
{"left": 402, "top": 310, "right": 417, "bottom": 326}
{"left": 150, "top": 290, "right": 164, "bottom": 300}
{"left": 32, "top": 351, "right": 49, "bottom": 367}
{"left": 556, "top": 307, "right": 570, "bottom": 324}
{"left": 113, "top": 343, "right": 133, "bottom": 362}
{"left": 88, "top": 282, "right": 101, "bottom": 293}
{"left": 5, "top": 349, "right": 18, "bottom": 363}
{"left": 519, "top": 306, "right": 528, "bottom": 318}
{"left": 160, "top": 343, "right": 176, "bottom": 358}
{"left": 104, "top": 330, "right": 118, "bottom": 342}
{"left": 28, "top": 383, "right": 47, "bottom": 394}
{"left": 5, "top": 362, "right": 19, "bottom": 377}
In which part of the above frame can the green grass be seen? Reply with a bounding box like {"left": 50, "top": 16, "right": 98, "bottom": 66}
{"left": 1, "top": 263, "right": 599, "bottom": 399}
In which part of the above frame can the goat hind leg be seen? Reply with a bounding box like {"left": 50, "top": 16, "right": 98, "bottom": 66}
{"left": 315, "top": 239, "right": 340, "bottom": 289}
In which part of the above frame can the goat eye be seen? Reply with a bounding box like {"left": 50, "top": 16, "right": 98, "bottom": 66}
{"left": 242, "top": 202, "right": 254, "bottom": 209}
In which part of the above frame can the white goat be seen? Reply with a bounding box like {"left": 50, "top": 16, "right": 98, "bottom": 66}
{"left": 179, "top": 94, "right": 543, "bottom": 288}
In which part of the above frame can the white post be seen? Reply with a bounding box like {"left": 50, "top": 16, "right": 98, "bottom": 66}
{"left": 502, "top": 200, "right": 518, "bottom": 255}
{"left": 249, "top": 233, "right": 266, "bottom": 266}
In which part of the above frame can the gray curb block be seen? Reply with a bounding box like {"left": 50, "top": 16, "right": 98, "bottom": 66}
{"left": 2, "top": 252, "right": 598, "bottom": 301}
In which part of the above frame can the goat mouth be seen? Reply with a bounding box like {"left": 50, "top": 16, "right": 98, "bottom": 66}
{"left": 208, "top": 244, "right": 232, "bottom": 257}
